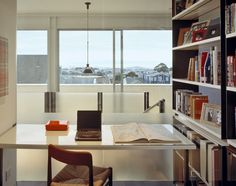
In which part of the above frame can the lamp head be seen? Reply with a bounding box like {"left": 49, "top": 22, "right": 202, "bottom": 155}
{"left": 83, "top": 64, "right": 94, "bottom": 74}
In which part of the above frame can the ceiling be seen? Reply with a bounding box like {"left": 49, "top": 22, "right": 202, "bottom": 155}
{"left": 17, "top": 0, "right": 172, "bottom": 15}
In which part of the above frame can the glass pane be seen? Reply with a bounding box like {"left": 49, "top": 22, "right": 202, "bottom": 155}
{"left": 17, "top": 30, "right": 48, "bottom": 84}
{"left": 59, "top": 30, "right": 113, "bottom": 84}
{"left": 123, "top": 30, "right": 172, "bottom": 84}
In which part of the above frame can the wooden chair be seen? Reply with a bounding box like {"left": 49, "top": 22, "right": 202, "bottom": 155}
{"left": 48, "top": 144, "right": 112, "bottom": 186}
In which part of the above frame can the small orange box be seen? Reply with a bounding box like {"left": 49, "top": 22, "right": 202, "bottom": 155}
{"left": 45, "top": 120, "right": 69, "bottom": 131}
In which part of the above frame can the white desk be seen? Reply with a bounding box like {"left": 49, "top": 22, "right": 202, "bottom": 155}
{"left": 0, "top": 124, "right": 195, "bottom": 150}
{"left": 0, "top": 124, "right": 195, "bottom": 186}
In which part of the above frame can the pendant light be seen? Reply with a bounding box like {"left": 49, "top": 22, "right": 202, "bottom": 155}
{"left": 83, "top": 1, "right": 93, "bottom": 74}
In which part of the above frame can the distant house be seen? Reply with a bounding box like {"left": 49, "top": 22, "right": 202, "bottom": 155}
{"left": 143, "top": 71, "right": 170, "bottom": 84}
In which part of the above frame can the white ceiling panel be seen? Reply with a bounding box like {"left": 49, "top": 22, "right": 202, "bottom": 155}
{"left": 17, "top": 0, "right": 172, "bottom": 15}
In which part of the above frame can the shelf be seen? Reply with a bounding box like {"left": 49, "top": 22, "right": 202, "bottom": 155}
{"left": 227, "top": 86, "right": 236, "bottom": 92}
{"left": 227, "top": 140, "right": 236, "bottom": 148}
{"left": 173, "top": 79, "right": 221, "bottom": 89}
{"left": 226, "top": 32, "right": 236, "bottom": 39}
{"left": 173, "top": 36, "right": 220, "bottom": 50}
{"left": 174, "top": 110, "right": 228, "bottom": 146}
{"left": 173, "top": 0, "right": 219, "bottom": 20}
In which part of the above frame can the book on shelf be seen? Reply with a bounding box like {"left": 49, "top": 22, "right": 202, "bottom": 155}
{"left": 211, "top": 146, "right": 222, "bottom": 186}
{"left": 204, "top": 50, "right": 211, "bottom": 84}
{"left": 200, "top": 139, "right": 212, "bottom": 181}
{"left": 200, "top": 51, "right": 209, "bottom": 83}
{"left": 180, "top": 90, "right": 193, "bottom": 114}
{"left": 207, "top": 144, "right": 216, "bottom": 183}
{"left": 175, "top": 0, "right": 186, "bottom": 15}
{"left": 190, "top": 95, "right": 209, "bottom": 119}
{"left": 175, "top": 89, "right": 209, "bottom": 119}
{"left": 225, "top": 3, "right": 236, "bottom": 34}
{"left": 212, "top": 46, "right": 220, "bottom": 85}
{"left": 187, "top": 57, "right": 196, "bottom": 81}
{"left": 205, "top": 17, "right": 220, "bottom": 39}
{"left": 227, "top": 52, "right": 236, "bottom": 87}
{"left": 227, "top": 55, "right": 234, "bottom": 87}
{"left": 111, "top": 122, "right": 181, "bottom": 143}
{"left": 193, "top": 97, "right": 209, "bottom": 120}
{"left": 178, "top": 27, "right": 190, "bottom": 46}
{"left": 185, "top": 47, "right": 220, "bottom": 85}
{"left": 235, "top": 107, "right": 236, "bottom": 136}
{"left": 187, "top": 130, "right": 201, "bottom": 173}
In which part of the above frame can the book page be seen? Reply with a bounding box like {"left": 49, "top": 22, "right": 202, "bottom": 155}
{"left": 111, "top": 123, "right": 147, "bottom": 143}
{"left": 139, "top": 124, "right": 181, "bottom": 143}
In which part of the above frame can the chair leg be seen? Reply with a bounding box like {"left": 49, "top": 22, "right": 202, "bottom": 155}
{"left": 108, "top": 167, "right": 113, "bottom": 186}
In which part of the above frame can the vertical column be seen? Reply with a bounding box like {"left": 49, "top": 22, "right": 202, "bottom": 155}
{"left": 113, "top": 30, "right": 116, "bottom": 92}
{"left": 45, "top": 92, "right": 56, "bottom": 113}
{"left": 144, "top": 91, "right": 149, "bottom": 111}
{"left": 45, "top": 17, "right": 58, "bottom": 112}
{"left": 48, "top": 17, "right": 59, "bottom": 92}
{"left": 120, "top": 30, "right": 124, "bottom": 92}
{"left": 97, "top": 92, "right": 103, "bottom": 112}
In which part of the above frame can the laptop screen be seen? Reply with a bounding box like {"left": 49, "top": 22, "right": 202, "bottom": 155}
{"left": 77, "top": 110, "right": 101, "bottom": 130}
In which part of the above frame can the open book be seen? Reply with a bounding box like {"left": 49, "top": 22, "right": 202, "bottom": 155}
{"left": 111, "top": 123, "right": 181, "bottom": 143}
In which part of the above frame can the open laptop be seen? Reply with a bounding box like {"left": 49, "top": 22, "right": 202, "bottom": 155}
{"left": 75, "top": 110, "right": 102, "bottom": 141}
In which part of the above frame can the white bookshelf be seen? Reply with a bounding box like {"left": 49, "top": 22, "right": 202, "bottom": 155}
{"left": 173, "top": 36, "right": 220, "bottom": 51}
{"left": 174, "top": 111, "right": 227, "bottom": 146}
{"left": 173, "top": 78, "right": 221, "bottom": 89}
{"left": 172, "top": 0, "right": 219, "bottom": 20}
{"left": 227, "top": 86, "right": 236, "bottom": 92}
{"left": 226, "top": 32, "right": 236, "bottom": 39}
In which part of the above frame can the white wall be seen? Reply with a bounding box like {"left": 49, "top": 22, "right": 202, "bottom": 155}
{"left": 0, "top": 0, "right": 17, "bottom": 135}
{"left": 0, "top": 0, "right": 17, "bottom": 185}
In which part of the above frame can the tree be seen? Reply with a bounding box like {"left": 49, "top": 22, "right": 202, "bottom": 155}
{"left": 154, "top": 63, "right": 169, "bottom": 72}
{"left": 126, "top": 71, "right": 138, "bottom": 78}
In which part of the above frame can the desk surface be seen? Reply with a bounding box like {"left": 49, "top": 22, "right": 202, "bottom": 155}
{"left": 0, "top": 124, "right": 195, "bottom": 150}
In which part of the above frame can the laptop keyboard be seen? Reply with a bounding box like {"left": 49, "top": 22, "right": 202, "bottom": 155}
{"left": 78, "top": 130, "right": 101, "bottom": 138}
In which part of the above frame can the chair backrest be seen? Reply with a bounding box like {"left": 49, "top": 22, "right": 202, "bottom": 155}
{"left": 47, "top": 144, "right": 94, "bottom": 186}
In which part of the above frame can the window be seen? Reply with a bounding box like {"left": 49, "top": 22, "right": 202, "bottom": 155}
{"left": 59, "top": 30, "right": 172, "bottom": 85}
{"left": 59, "top": 30, "right": 113, "bottom": 84}
{"left": 123, "top": 30, "right": 172, "bottom": 84}
{"left": 17, "top": 30, "right": 48, "bottom": 84}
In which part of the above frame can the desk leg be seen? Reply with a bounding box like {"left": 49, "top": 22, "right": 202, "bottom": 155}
{"left": 184, "top": 149, "right": 190, "bottom": 186}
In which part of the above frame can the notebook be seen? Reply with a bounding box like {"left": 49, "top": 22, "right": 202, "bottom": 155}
{"left": 75, "top": 110, "right": 102, "bottom": 141}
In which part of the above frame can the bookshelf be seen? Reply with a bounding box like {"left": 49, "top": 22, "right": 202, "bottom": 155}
{"left": 172, "top": 0, "right": 226, "bottom": 140}
{"left": 172, "top": 0, "right": 219, "bottom": 20}
{"left": 172, "top": 0, "right": 231, "bottom": 184}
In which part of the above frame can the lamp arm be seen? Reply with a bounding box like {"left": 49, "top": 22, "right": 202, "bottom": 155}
{"left": 143, "top": 99, "right": 165, "bottom": 113}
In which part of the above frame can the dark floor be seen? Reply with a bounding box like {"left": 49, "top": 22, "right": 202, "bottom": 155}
{"left": 17, "top": 181, "right": 176, "bottom": 186}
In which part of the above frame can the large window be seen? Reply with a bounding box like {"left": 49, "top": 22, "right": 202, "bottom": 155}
{"left": 123, "top": 30, "right": 172, "bottom": 84}
{"left": 17, "top": 30, "right": 48, "bottom": 84}
{"left": 59, "top": 30, "right": 172, "bottom": 85}
{"left": 59, "top": 30, "right": 113, "bottom": 84}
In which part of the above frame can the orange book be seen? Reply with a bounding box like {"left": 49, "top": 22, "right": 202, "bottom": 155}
{"left": 189, "top": 94, "right": 205, "bottom": 117}
{"left": 45, "top": 120, "right": 69, "bottom": 131}
{"left": 193, "top": 98, "right": 208, "bottom": 119}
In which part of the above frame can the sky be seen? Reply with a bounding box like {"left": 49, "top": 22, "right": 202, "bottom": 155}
{"left": 17, "top": 30, "right": 172, "bottom": 69}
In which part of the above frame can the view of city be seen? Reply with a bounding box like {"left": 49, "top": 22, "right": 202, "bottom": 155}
{"left": 60, "top": 63, "right": 171, "bottom": 84}
{"left": 17, "top": 30, "right": 172, "bottom": 84}
{"left": 17, "top": 55, "right": 171, "bottom": 84}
